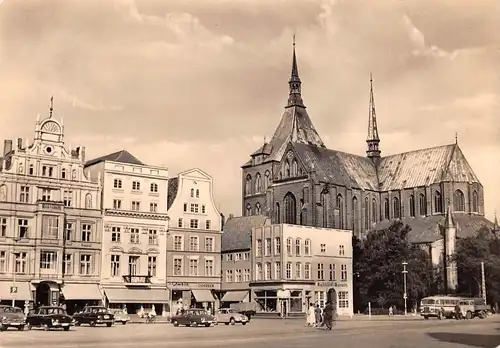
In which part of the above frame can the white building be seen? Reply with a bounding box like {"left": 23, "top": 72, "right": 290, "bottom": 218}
{"left": 166, "top": 168, "right": 222, "bottom": 314}
{"left": 84, "top": 150, "right": 169, "bottom": 314}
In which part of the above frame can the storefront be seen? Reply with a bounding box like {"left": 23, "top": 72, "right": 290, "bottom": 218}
{"left": 60, "top": 283, "right": 103, "bottom": 315}
{"left": 250, "top": 281, "right": 315, "bottom": 314}
{"left": 0, "top": 281, "right": 33, "bottom": 307}
{"left": 314, "top": 281, "right": 353, "bottom": 316}
{"left": 168, "top": 281, "right": 218, "bottom": 315}
{"left": 103, "top": 287, "right": 169, "bottom": 314}
{"left": 220, "top": 290, "right": 250, "bottom": 304}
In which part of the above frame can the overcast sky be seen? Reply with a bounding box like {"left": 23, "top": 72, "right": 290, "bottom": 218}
{"left": 0, "top": 0, "right": 499, "bottom": 219}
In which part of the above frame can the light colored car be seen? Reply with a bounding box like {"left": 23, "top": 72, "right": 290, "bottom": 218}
{"left": 108, "top": 309, "right": 130, "bottom": 325}
{"left": 0, "top": 305, "right": 26, "bottom": 331}
{"left": 216, "top": 308, "right": 248, "bottom": 326}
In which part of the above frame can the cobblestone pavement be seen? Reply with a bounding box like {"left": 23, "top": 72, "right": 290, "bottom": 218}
{"left": 1, "top": 317, "right": 499, "bottom": 348}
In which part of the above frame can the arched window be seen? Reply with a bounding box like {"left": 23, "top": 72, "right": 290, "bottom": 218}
{"left": 453, "top": 189, "right": 465, "bottom": 211}
{"left": 472, "top": 190, "right": 478, "bottom": 212}
{"left": 384, "top": 198, "right": 390, "bottom": 219}
{"left": 190, "top": 188, "right": 194, "bottom": 197}
{"left": 255, "top": 173, "right": 262, "bottom": 193}
{"left": 419, "top": 193, "right": 426, "bottom": 216}
{"left": 409, "top": 195, "right": 415, "bottom": 217}
{"left": 246, "top": 203, "right": 252, "bottom": 216}
{"left": 292, "top": 160, "right": 298, "bottom": 176}
{"left": 245, "top": 175, "right": 252, "bottom": 196}
{"left": 364, "top": 197, "right": 369, "bottom": 230}
{"left": 275, "top": 202, "right": 281, "bottom": 223}
{"left": 284, "top": 161, "right": 291, "bottom": 178}
{"left": 284, "top": 192, "right": 297, "bottom": 224}
{"left": 255, "top": 202, "right": 261, "bottom": 215}
{"left": 264, "top": 171, "right": 270, "bottom": 191}
{"left": 320, "top": 190, "right": 329, "bottom": 228}
{"left": 352, "top": 197, "right": 358, "bottom": 234}
{"left": 337, "top": 194, "right": 344, "bottom": 229}
{"left": 196, "top": 189, "right": 199, "bottom": 198}
{"left": 393, "top": 197, "right": 400, "bottom": 219}
{"left": 371, "top": 198, "right": 377, "bottom": 224}
{"left": 434, "top": 191, "right": 443, "bottom": 213}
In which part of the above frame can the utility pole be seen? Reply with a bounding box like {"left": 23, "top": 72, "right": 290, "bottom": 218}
{"left": 402, "top": 261, "right": 408, "bottom": 316}
{"left": 481, "top": 261, "right": 486, "bottom": 301}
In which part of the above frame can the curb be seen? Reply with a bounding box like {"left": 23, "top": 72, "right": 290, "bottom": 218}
{"left": 128, "top": 321, "right": 171, "bottom": 324}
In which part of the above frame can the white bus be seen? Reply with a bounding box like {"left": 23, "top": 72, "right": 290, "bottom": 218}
{"left": 420, "top": 295, "right": 461, "bottom": 319}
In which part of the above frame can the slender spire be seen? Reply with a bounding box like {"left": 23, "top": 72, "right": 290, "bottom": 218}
{"left": 493, "top": 210, "right": 499, "bottom": 232}
{"left": 287, "top": 34, "right": 304, "bottom": 108}
{"left": 444, "top": 200, "right": 455, "bottom": 228}
{"left": 366, "top": 73, "right": 381, "bottom": 159}
{"left": 49, "top": 96, "right": 54, "bottom": 119}
{"left": 455, "top": 132, "right": 458, "bottom": 145}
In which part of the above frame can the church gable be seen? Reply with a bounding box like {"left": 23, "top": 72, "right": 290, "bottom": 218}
{"left": 275, "top": 143, "right": 308, "bottom": 180}
{"left": 441, "top": 145, "right": 481, "bottom": 183}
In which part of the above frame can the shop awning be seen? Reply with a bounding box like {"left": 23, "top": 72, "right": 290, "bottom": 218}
{"left": 61, "top": 283, "right": 102, "bottom": 300}
{"left": 104, "top": 288, "right": 169, "bottom": 304}
{"left": 0, "top": 281, "right": 32, "bottom": 301}
{"left": 221, "top": 291, "right": 249, "bottom": 302}
{"left": 191, "top": 289, "right": 215, "bottom": 303}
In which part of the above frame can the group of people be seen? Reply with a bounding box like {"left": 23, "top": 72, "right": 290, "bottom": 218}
{"left": 307, "top": 302, "right": 336, "bottom": 330}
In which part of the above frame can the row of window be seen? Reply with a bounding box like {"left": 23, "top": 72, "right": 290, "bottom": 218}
{"left": 182, "top": 203, "right": 208, "bottom": 214}
{"left": 173, "top": 235, "right": 215, "bottom": 252}
{"left": 255, "top": 237, "right": 344, "bottom": 257}
{"left": 110, "top": 255, "right": 158, "bottom": 277}
{"left": 225, "top": 269, "right": 251, "bottom": 283}
{"left": 112, "top": 199, "right": 159, "bottom": 213}
{"left": 224, "top": 252, "right": 250, "bottom": 262}
{"left": 315, "top": 290, "right": 349, "bottom": 309}
{"left": 173, "top": 257, "right": 216, "bottom": 277}
{"left": 0, "top": 250, "right": 95, "bottom": 275}
{"left": 244, "top": 171, "right": 271, "bottom": 196}
{"left": 255, "top": 262, "right": 348, "bottom": 281}
{"left": 20, "top": 163, "right": 78, "bottom": 180}
{"left": 113, "top": 179, "right": 159, "bottom": 193}
{"left": 177, "top": 218, "right": 212, "bottom": 230}
{"left": 0, "top": 185, "right": 93, "bottom": 209}
{"left": 110, "top": 227, "right": 159, "bottom": 245}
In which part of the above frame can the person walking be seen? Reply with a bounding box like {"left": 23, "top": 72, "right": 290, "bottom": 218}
{"left": 307, "top": 303, "right": 316, "bottom": 327}
{"left": 323, "top": 302, "right": 334, "bottom": 330}
{"left": 315, "top": 304, "right": 322, "bottom": 327}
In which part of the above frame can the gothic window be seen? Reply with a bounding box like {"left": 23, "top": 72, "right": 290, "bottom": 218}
{"left": 472, "top": 190, "right": 478, "bottom": 213}
{"left": 255, "top": 173, "right": 262, "bottom": 193}
{"left": 255, "top": 202, "right": 262, "bottom": 215}
{"left": 384, "top": 198, "right": 390, "bottom": 220}
{"left": 434, "top": 191, "right": 443, "bottom": 213}
{"left": 364, "top": 197, "right": 369, "bottom": 230}
{"left": 371, "top": 198, "right": 377, "bottom": 224}
{"left": 245, "top": 175, "right": 252, "bottom": 196}
{"left": 393, "top": 197, "right": 400, "bottom": 219}
{"left": 275, "top": 202, "right": 281, "bottom": 223}
{"left": 453, "top": 189, "right": 465, "bottom": 211}
{"left": 284, "top": 161, "right": 291, "bottom": 178}
{"left": 320, "top": 190, "right": 329, "bottom": 228}
{"left": 352, "top": 197, "right": 359, "bottom": 234}
{"left": 284, "top": 192, "right": 297, "bottom": 225}
{"left": 264, "top": 171, "right": 270, "bottom": 191}
{"left": 409, "top": 195, "right": 415, "bottom": 217}
{"left": 419, "top": 193, "right": 426, "bottom": 216}
{"left": 292, "top": 160, "right": 298, "bottom": 176}
{"left": 337, "top": 194, "right": 344, "bottom": 229}
{"left": 246, "top": 203, "right": 252, "bottom": 216}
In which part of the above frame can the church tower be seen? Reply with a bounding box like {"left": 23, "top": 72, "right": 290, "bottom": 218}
{"left": 366, "top": 75, "right": 381, "bottom": 161}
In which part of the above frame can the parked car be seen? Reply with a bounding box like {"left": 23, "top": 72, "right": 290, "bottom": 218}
{"left": 217, "top": 308, "right": 248, "bottom": 325}
{"left": 26, "top": 306, "right": 73, "bottom": 331}
{"left": 73, "top": 306, "right": 114, "bottom": 327}
{"left": 108, "top": 309, "right": 130, "bottom": 325}
{"left": 0, "top": 305, "right": 26, "bottom": 331}
{"left": 171, "top": 309, "right": 216, "bottom": 327}
{"left": 229, "top": 302, "right": 258, "bottom": 320}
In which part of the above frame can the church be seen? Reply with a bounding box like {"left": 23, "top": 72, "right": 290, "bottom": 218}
{"left": 241, "top": 42, "right": 495, "bottom": 262}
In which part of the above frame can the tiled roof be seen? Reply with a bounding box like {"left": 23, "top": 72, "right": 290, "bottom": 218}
{"left": 84, "top": 150, "right": 144, "bottom": 167}
{"left": 167, "top": 177, "right": 179, "bottom": 210}
{"left": 221, "top": 215, "right": 270, "bottom": 252}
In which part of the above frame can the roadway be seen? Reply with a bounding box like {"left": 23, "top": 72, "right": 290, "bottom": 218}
{"left": 1, "top": 317, "right": 500, "bottom": 348}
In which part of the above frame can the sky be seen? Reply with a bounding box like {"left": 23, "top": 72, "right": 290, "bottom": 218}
{"left": 0, "top": 0, "right": 499, "bottom": 219}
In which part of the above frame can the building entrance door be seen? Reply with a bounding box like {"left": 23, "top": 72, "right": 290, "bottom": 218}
{"left": 35, "top": 282, "right": 59, "bottom": 307}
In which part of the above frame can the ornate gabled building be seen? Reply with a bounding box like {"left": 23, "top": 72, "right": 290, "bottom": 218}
{"left": 241, "top": 42, "right": 494, "bottom": 257}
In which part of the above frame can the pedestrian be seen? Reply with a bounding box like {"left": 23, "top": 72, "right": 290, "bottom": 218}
{"left": 307, "top": 303, "right": 316, "bottom": 327}
{"left": 323, "top": 302, "right": 334, "bottom": 330}
{"left": 388, "top": 306, "right": 393, "bottom": 316}
{"left": 315, "top": 304, "right": 322, "bottom": 327}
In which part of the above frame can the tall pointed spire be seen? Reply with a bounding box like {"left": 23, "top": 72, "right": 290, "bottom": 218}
{"left": 287, "top": 35, "right": 304, "bottom": 108}
{"left": 49, "top": 96, "right": 54, "bottom": 119}
{"left": 493, "top": 211, "right": 499, "bottom": 233}
{"left": 366, "top": 73, "right": 381, "bottom": 160}
{"left": 444, "top": 200, "right": 455, "bottom": 228}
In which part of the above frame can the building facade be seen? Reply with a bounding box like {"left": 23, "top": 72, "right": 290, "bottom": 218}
{"left": 250, "top": 224, "right": 353, "bottom": 316}
{"left": 84, "top": 151, "right": 169, "bottom": 314}
{"left": 0, "top": 100, "right": 103, "bottom": 314}
{"left": 166, "top": 168, "right": 222, "bottom": 314}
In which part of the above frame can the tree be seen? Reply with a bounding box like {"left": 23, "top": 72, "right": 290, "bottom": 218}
{"left": 354, "top": 221, "right": 433, "bottom": 311}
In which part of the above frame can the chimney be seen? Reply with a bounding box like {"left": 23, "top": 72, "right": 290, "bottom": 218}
{"left": 3, "top": 140, "right": 12, "bottom": 156}
{"left": 220, "top": 213, "right": 225, "bottom": 231}
{"left": 80, "top": 146, "right": 86, "bottom": 162}
{"left": 228, "top": 213, "right": 234, "bottom": 219}
{"left": 17, "top": 138, "right": 22, "bottom": 150}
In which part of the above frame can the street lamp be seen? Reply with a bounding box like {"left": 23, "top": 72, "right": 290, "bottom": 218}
{"left": 402, "top": 261, "right": 408, "bottom": 316}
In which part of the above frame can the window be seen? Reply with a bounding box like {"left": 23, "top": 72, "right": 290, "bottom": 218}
{"left": 235, "top": 269, "right": 242, "bottom": 282}
{"left": 174, "top": 236, "right": 183, "bottom": 251}
{"left": 150, "top": 202, "right": 158, "bottom": 213}
{"left": 337, "top": 194, "right": 344, "bottom": 229}
{"left": 286, "top": 237, "right": 292, "bottom": 255}
{"left": 19, "top": 186, "right": 30, "bottom": 203}
{"left": 265, "top": 238, "right": 272, "bottom": 256}
{"left": 320, "top": 244, "right": 326, "bottom": 253}
{"left": 256, "top": 263, "right": 263, "bottom": 280}
{"left": 255, "top": 173, "right": 262, "bottom": 193}
{"left": 148, "top": 256, "right": 157, "bottom": 277}
{"left": 130, "top": 228, "right": 140, "bottom": 243}
{"left": 0, "top": 251, "right": 5, "bottom": 272}
{"left": 190, "top": 219, "right": 199, "bottom": 229}
{"left": 205, "top": 259, "right": 214, "bottom": 276}
{"left": 190, "top": 189, "right": 194, "bottom": 197}
{"left": 339, "top": 245, "right": 345, "bottom": 256}
{"left": 304, "top": 239, "right": 311, "bottom": 255}
{"left": 274, "top": 237, "right": 281, "bottom": 255}
{"left": 205, "top": 237, "right": 214, "bottom": 252}
{"left": 113, "top": 199, "right": 122, "bottom": 209}
{"left": 41, "top": 188, "right": 52, "bottom": 201}
{"left": 409, "top": 195, "right": 415, "bottom": 217}
{"left": 63, "top": 190, "right": 72, "bottom": 207}
{"left": 18, "top": 219, "right": 28, "bottom": 238}
{"left": 434, "top": 191, "right": 443, "bottom": 213}
{"left": 275, "top": 202, "right": 280, "bottom": 223}
{"left": 183, "top": 203, "right": 188, "bottom": 212}
{"left": 295, "top": 262, "right": 301, "bottom": 279}
{"left": 150, "top": 183, "right": 158, "bottom": 193}
{"left": 111, "top": 227, "right": 121, "bottom": 243}
{"left": 226, "top": 269, "right": 233, "bottom": 282}
{"left": 63, "top": 254, "right": 73, "bottom": 275}
{"left": 42, "top": 215, "right": 58, "bottom": 239}
{"left": 0, "top": 218, "right": 6, "bottom": 237}
{"left": 173, "top": 258, "right": 183, "bottom": 276}
{"left": 338, "top": 291, "right": 349, "bottom": 308}
{"left": 371, "top": 198, "right": 377, "bottom": 223}
{"left": 190, "top": 203, "right": 199, "bottom": 213}
{"left": 286, "top": 262, "right": 292, "bottom": 279}
{"left": 81, "top": 224, "right": 92, "bottom": 242}
{"left": 453, "top": 189, "right": 465, "bottom": 211}
{"left": 196, "top": 189, "right": 199, "bottom": 198}
{"left": 111, "top": 255, "right": 120, "bottom": 277}
{"left": 29, "top": 164, "right": 34, "bottom": 175}
{"left": 131, "top": 201, "right": 140, "bottom": 211}
{"left": 264, "top": 171, "right": 270, "bottom": 191}
{"left": 265, "top": 262, "right": 271, "bottom": 280}
{"left": 205, "top": 220, "right": 211, "bottom": 230}
{"left": 243, "top": 252, "right": 250, "bottom": 260}
{"left": 295, "top": 238, "right": 301, "bottom": 255}
{"left": 352, "top": 197, "right": 359, "bottom": 234}
{"left": 41, "top": 165, "right": 54, "bottom": 177}
{"left": 148, "top": 229, "right": 158, "bottom": 245}
{"left": 235, "top": 253, "right": 241, "bottom": 261}
{"left": 292, "top": 160, "right": 298, "bottom": 176}
{"left": 113, "top": 179, "right": 122, "bottom": 189}
{"left": 245, "top": 175, "right": 252, "bottom": 196}
{"left": 320, "top": 190, "right": 329, "bottom": 227}
{"left": 419, "top": 194, "right": 426, "bottom": 216}
{"left": 317, "top": 263, "right": 324, "bottom": 280}
{"left": 256, "top": 239, "right": 262, "bottom": 257}
{"left": 61, "top": 168, "right": 66, "bottom": 179}
{"left": 284, "top": 160, "right": 290, "bottom": 177}
{"left": 283, "top": 192, "right": 297, "bottom": 224}
{"left": 245, "top": 203, "right": 252, "bottom": 216}
{"left": 341, "top": 264, "right": 348, "bottom": 280}
{"left": 275, "top": 262, "right": 281, "bottom": 279}
{"left": 40, "top": 251, "right": 57, "bottom": 269}
{"left": 189, "top": 236, "right": 199, "bottom": 251}
{"left": 189, "top": 258, "right": 199, "bottom": 276}
{"left": 255, "top": 202, "right": 261, "bottom": 215}
{"left": 132, "top": 181, "right": 141, "bottom": 191}
{"left": 305, "top": 263, "right": 311, "bottom": 279}
{"left": 244, "top": 269, "right": 251, "bottom": 282}
{"left": 384, "top": 198, "right": 390, "bottom": 219}
{"left": 472, "top": 191, "right": 478, "bottom": 212}
{"left": 177, "top": 218, "right": 183, "bottom": 228}
{"left": 364, "top": 197, "right": 369, "bottom": 229}
{"left": 80, "top": 254, "right": 92, "bottom": 275}
{"left": 14, "top": 252, "right": 27, "bottom": 274}
{"left": 329, "top": 264, "right": 336, "bottom": 280}
{"left": 202, "top": 205, "right": 206, "bottom": 214}
{"left": 393, "top": 197, "right": 400, "bottom": 219}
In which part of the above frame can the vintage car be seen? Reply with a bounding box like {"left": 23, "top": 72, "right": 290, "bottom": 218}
{"left": 217, "top": 308, "right": 249, "bottom": 325}
{"left": 25, "top": 306, "right": 74, "bottom": 331}
{"left": 171, "top": 309, "right": 216, "bottom": 327}
{"left": 73, "top": 306, "right": 114, "bottom": 327}
{"left": 108, "top": 309, "right": 130, "bottom": 325}
{"left": 0, "top": 305, "right": 26, "bottom": 331}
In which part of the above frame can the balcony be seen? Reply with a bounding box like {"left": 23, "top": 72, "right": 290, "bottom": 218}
{"left": 122, "top": 274, "right": 152, "bottom": 286}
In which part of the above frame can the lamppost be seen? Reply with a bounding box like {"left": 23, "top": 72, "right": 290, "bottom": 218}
{"left": 402, "top": 261, "right": 408, "bottom": 316}
{"left": 11, "top": 236, "right": 21, "bottom": 307}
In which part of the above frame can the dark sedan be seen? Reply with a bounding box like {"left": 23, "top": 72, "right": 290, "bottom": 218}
{"left": 171, "top": 309, "right": 216, "bottom": 327}
{"left": 26, "top": 306, "right": 74, "bottom": 331}
{"left": 73, "top": 306, "right": 114, "bottom": 327}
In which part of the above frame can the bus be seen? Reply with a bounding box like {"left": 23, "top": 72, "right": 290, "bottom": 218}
{"left": 420, "top": 295, "right": 461, "bottom": 319}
